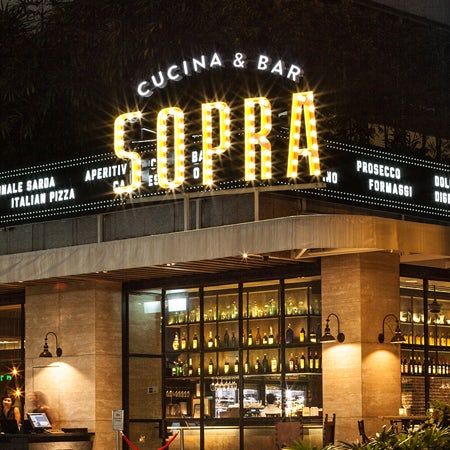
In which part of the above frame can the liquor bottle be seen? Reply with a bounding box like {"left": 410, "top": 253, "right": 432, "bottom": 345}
{"left": 430, "top": 333, "right": 435, "bottom": 346}
{"left": 289, "top": 353, "right": 295, "bottom": 372}
{"left": 248, "top": 329, "right": 253, "bottom": 346}
{"left": 255, "top": 327, "right": 262, "bottom": 345}
{"left": 262, "top": 354, "right": 269, "bottom": 373}
{"left": 310, "top": 330, "right": 317, "bottom": 344}
{"left": 207, "top": 331, "right": 214, "bottom": 348}
{"left": 188, "top": 357, "right": 194, "bottom": 376}
{"left": 441, "top": 333, "right": 446, "bottom": 347}
{"left": 234, "top": 357, "right": 239, "bottom": 373}
{"left": 223, "top": 329, "right": 230, "bottom": 348}
{"left": 268, "top": 327, "right": 275, "bottom": 345}
{"left": 408, "top": 357, "right": 413, "bottom": 375}
{"left": 172, "top": 332, "right": 180, "bottom": 351}
{"left": 271, "top": 355, "right": 277, "bottom": 373}
{"left": 244, "top": 357, "right": 250, "bottom": 374}
{"left": 262, "top": 332, "right": 268, "bottom": 345}
{"left": 413, "top": 357, "right": 419, "bottom": 374}
{"left": 293, "top": 355, "right": 299, "bottom": 372}
{"left": 314, "top": 352, "right": 320, "bottom": 371}
{"left": 300, "top": 353, "right": 306, "bottom": 371}
{"left": 224, "top": 359, "right": 230, "bottom": 375}
{"left": 286, "top": 297, "right": 293, "bottom": 315}
{"left": 208, "top": 358, "right": 214, "bottom": 375}
{"left": 415, "top": 333, "right": 421, "bottom": 345}
{"left": 308, "top": 352, "right": 314, "bottom": 371}
{"left": 286, "top": 324, "right": 294, "bottom": 344}
{"left": 192, "top": 333, "right": 199, "bottom": 350}
{"left": 421, "top": 334, "right": 425, "bottom": 345}
{"left": 299, "top": 327, "right": 306, "bottom": 343}
{"left": 255, "top": 357, "right": 261, "bottom": 373}
{"left": 231, "top": 332, "right": 237, "bottom": 348}
{"left": 214, "top": 332, "right": 220, "bottom": 348}
{"left": 401, "top": 358, "right": 406, "bottom": 374}
{"left": 181, "top": 332, "right": 187, "bottom": 350}
{"left": 437, "top": 360, "right": 442, "bottom": 375}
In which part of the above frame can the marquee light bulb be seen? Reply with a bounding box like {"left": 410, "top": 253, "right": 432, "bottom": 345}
{"left": 201, "top": 101, "right": 231, "bottom": 186}
{"left": 157, "top": 107, "right": 185, "bottom": 190}
{"left": 113, "top": 111, "right": 142, "bottom": 195}
{"left": 244, "top": 97, "right": 272, "bottom": 181}
{"left": 286, "top": 91, "right": 321, "bottom": 178}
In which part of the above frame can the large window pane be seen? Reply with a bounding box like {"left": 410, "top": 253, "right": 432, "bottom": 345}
{"left": 129, "top": 291, "right": 162, "bottom": 354}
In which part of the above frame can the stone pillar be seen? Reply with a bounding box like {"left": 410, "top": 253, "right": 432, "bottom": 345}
{"left": 322, "top": 252, "right": 401, "bottom": 442}
{"left": 25, "top": 280, "right": 122, "bottom": 449}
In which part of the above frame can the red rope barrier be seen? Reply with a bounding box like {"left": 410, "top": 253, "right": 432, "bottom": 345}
{"left": 121, "top": 431, "right": 141, "bottom": 450}
{"left": 157, "top": 431, "right": 179, "bottom": 450}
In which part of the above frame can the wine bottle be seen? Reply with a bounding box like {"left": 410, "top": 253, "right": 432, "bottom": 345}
{"left": 310, "top": 330, "right": 317, "bottom": 344}
{"left": 231, "top": 332, "right": 237, "bottom": 348}
{"left": 271, "top": 355, "right": 277, "bottom": 373}
{"left": 188, "top": 357, "right": 194, "bottom": 376}
{"left": 294, "top": 355, "right": 299, "bottom": 372}
{"left": 248, "top": 329, "right": 253, "bottom": 346}
{"left": 234, "top": 357, "right": 239, "bottom": 373}
{"left": 268, "top": 326, "right": 275, "bottom": 345}
{"left": 255, "top": 327, "right": 262, "bottom": 345}
{"left": 408, "top": 357, "right": 413, "bottom": 375}
{"left": 254, "top": 357, "right": 261, "bottom": 373}
{"left": 224, "top": 359, "right": 230, "bottom": 374}
{"left": 244, "top": 357, "right": 250, "bottom": 374}
{"left": 314, "top": 352, "right": 320, "bottom": 371}
{"left": 308, "top": 352, "right": 314, "bottom": 371}
{"left": 299, "top": 327, "right": 306, "bottom": 343}
{"left": 214, "top": 332, "right": 220, "bottom": 348}
{"left": 173, "top": 332, "right": 180, "bottom": 351}
{"left": 286, "top": 324, "right": 294, "bottom": 344}
{"left": 289, "top": 353, "right": 295, "bottom": 372}
{"left": 401, "top": 358, "right": 406, "bottom": 374}
{"left": 181, "top": 332, "right": 187, "bottom": 350}
{"left": 208, "top": 357, "right": 214, "bottom": 375}
{"left": 262, "top": 354, "right": 269, "bottom": 373}
{"left": 300, "top": 353, "right": 306, "bottom": 371}
{"left": 192, "top": 333, "right": 199, "bottom": 350}
{"left": 207, "top": 331, "right": 214, "bottom": 348}
{"left": 262, "top": 332, "right": 268, "bottom": 345}
{"left": 223, "top": 329, "right": 230, "bottom": 348}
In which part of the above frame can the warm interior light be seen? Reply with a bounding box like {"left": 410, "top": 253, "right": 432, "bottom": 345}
{"left": 287, "top": 92, "right": 321, "bottom": 178}
{"left": 113, "top": 111, "right": 142, "bottom": 194}
{"left": 244, "top": 97, "right": 272, "bottom": 181}
{"left": 202, "top": 101, "right": 231, "bottom": 186}
{"left": 157, "top": 107, "right": 185, "bottom": 190}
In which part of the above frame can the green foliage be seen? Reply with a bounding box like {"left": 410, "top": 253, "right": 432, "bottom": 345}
{"left": 285, "top": 438, "right": 321, "bottom": 450}
{"left": 325, "top": 424, "right": 450, "bottom": 450}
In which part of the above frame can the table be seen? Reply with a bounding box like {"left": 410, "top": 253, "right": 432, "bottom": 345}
{"left": 380, "top": 415, "right": 428, "bottom": 432}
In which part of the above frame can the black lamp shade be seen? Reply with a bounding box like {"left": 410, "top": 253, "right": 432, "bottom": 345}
{"left": 39, "top": 341, "right": 52, "bottom": 357}
{"left": 390, "top": 325, "right": 406, "bottom": 344}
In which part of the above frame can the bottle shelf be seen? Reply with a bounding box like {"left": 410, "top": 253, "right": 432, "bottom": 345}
{"left": 204, "top": 346, "right": 240, "bottom": 353}
{"left": 243, "top": 315, "right": 279, "bottom": 322}
{"left": 401, "top": 344, "right": 450, "bottom": 352}
{"left": 400, "top": 321, "right": 450, "bottom": 328}
{"left": 285, "top": 313, "right": 321, "bottom": 318}
{"left": 285, "top": 342, "right": 321, "bottom": 348}
{"left": 286, "top": 371, "right": 322, "bottom": 376}
{"left": 167, "top": 375, "right": 200, "bottom": 380}
{"left": 242, "top": 344, "right": 280, "bottom": 351}
{"left": 401, "top": 373, "right": 450, "bottom": 378}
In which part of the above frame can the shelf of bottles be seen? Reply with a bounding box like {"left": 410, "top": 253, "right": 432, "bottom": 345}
{"left": 164, "top": 279, "right": 322, "bottom": 420}
{"left": 400, "top": 285, "right": 450, "bottom": 378}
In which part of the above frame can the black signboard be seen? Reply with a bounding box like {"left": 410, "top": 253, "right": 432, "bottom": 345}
{"left": 0, "top": 139, "right": 448, "bottom": 227}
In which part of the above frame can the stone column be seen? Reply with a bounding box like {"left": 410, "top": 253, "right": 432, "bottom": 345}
{"left": 25, "top": 280, "right": 122, "bottom": 449}
{"left": 321, "top": 252, "right": 401, "bottom": 442}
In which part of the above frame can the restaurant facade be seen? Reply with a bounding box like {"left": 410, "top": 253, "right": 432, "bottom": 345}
{"left": 0, "top": 4, "right": 449, "bottom": 450}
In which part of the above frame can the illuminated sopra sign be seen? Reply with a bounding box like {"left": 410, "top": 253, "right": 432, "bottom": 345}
{"left": 114, "top": 92, "right": 320, "bottom": 194}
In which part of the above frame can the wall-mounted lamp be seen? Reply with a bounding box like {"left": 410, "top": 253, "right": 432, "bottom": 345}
{"left": 39, "top": 332, "right": 63, "bottom": 357}
{"left": 320, "top": 313, "right": 345, "bottom": 343}
{"left": 378, "top": 314, "right": 405, "bottom": 344}
{"left": 429, "top": 286, "right": 441, "bottom": 314}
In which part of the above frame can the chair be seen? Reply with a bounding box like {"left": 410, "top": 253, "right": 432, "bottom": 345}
{"left": 274, "top": 420, "right": 304, "bottom": 449}
{"left": 323, "top": 413, "right": 336, "bottom": 446}
{"left": 357, "top": 420, "right": 370, "bottom": 444}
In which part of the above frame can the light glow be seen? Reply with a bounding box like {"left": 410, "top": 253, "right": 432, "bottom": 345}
{"left": 245, "top": 97, "right": 272, "bottom": 181}
{"left": 157, "top": 107, "right": 185, "bottom": 189}
{"left": 287, "top": 92, "right": 321, "bottom": 178}
{"left": 113, "top": 111, "right": 142, "bottom": 194}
